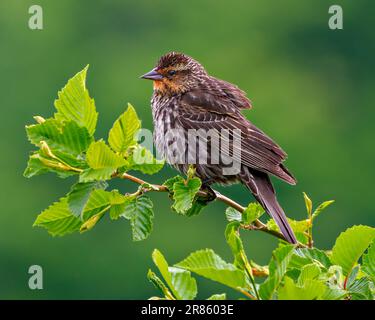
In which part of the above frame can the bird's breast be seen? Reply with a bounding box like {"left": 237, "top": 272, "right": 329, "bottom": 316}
{"left": 151, "top": 95, "right": 181, "bottom": 160}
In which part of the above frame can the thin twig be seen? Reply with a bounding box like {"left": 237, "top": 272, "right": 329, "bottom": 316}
{"left": 116, "top": 172, "right": 305, "bottom": 247}
{"left": 237, "top": 288, "right": 257, "bottom": 300}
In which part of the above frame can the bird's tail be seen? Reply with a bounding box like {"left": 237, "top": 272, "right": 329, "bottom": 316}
{"left": 240, "top": 168, "right": 297, "bottom": 244}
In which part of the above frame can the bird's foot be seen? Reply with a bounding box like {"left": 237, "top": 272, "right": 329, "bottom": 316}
{"left": 200, "top": 185, "right": 217, "bottom": 203}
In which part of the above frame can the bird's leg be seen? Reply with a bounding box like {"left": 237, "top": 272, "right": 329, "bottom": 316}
{"left": 200, "top": 184, "right": 217, "bottom": 203}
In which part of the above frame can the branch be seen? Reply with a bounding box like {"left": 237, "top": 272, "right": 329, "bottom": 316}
{"left": 116, "top": 172, "right": 305, "bottom": 247}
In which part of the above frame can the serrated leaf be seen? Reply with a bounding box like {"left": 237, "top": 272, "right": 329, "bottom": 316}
{"left": 81, "top": 140, "right": 126, "bottom": 181}
{"left": 330, "top": 225, "right": 375, "bottom": 275}
{"left": 175, "top": 249, "right": 246, "bottom": 289}
{"left": 33, "top": 197, "right": 82, "bottom": 236}
{"left": 108, "top": 104, "right": 141, "bottom": 153}
{"left": 243, "top": 203, "right": 264, "bottom": 224}
{"left": 67, "top": 181, "right": 108, "bottom": 217}
{"left": 125, "top": 145, "right": 164, "bottom": 175}
{"left": 312, "top": 200, "right": 335, "bottom": 220}
{"left": 122, "top": 195, "right": 154, "bottom": 241}
{"left": 82, "top": 189, "right": 126, "bottom": 221}
{"left": 362, "top": 240, "right": 375, "bottom": 281}
{"left": 152, "top": 249, "right": 197, "bottom": 300}
{"left": 278, "top": 277, "right": 327, "bottom": 300}
{"left": 172, "top": 177, "right": 202, "bottom": 214}
{"left": 225, "top": 207, "right": 242, "bottom": 222}
{"left": 346, "top": 265, "right": 360, "bottom": 289}
{"left": 54, "top": 66, "right": 97, "bottom": 136}
{"left": 207, "top": 293, "right": 226, "bottom": 300}
{"left": 347, "top": 277, "right": 373, "bottom": 300}
{"left": 79, "top": 168, "right": 114, "bottom": 182}
{"left": 26, "top": 119, "right": 92, "bottom": 155}
{"left": 259, "top": 245, "right": 295, "bottom": 300}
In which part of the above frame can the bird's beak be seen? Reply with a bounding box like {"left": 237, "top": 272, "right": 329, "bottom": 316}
{"left": 140, "top": 68, "right": 164, "bottom": 80}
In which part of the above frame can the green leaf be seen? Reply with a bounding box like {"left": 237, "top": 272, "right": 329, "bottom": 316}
{"left": 109, "top": 200, "right": 132, "bottom": 220}
{"left": 326, "top": 265, "right": 345, "bottom": 288}
{"left": 79, "top": 189, "right": 127, "bottom": 233}
{"left": 225, "top": 222, "right": 246, "bottom": 269}
{"left": 82, "top": 189, "right": 126, "bottom": 220}
{"left": 125, "top": 145, "right": 164, "bottom": 175}
{"left": 243, "top": 203, "right": 264, "bottom": 224}
{"left": 175, "top": 249, "right": 247, "bottom": 289}
{"left": 163, "top": 175, "right": 184, "bottom": 191}
{"left": 168, "top": 267, "right": 198, "bottom": 300}
{"left": 303, "top": 192, "right": 313, "bottom": 217}
{"left": 23, "top": 153, "right": 52, "bottom": 178}
{"left": 312, "top": 200, "right": 335, "bottom": 220}
{"left": 108, "top": 104, "right": 141, "bottom": 153}
{"left": 297, "top": 264, "right": 321, "bottom": 286}
{"left": 321, "top": 287, "right": 347, "bottom": 300}
{"left": 33, "top": 197, "right": 82, "bottom": 236}
{"left": 147, "top": 269, "right": 175, "bottom": 300}
{"left": 184, "top": 197, "right": 209, "bottom": 217}
{"left": 347, "top": 277, "right": 373, "bottom": 300}
{"left": 259, "top": 245, "right": 295, "bottom": 300}
{"left": 152, "top": 249, "right": 197, "bottom": 300}
{"left": 362, "top": 240, "right": 375, "bottom": 281}
{"left": 207, "top": 293, "right": 226, "bottom": 300}
{"left": 267, "top": 217, "right": 310, "bottom": 234}
{"left": 289, "top": 248, "right": 332, "bottom": 270}
{"left": 122, "top": 195, "right": 154, "bottom": 241}
{"left": 24, "top": 152, "right": 79, "bottom": 179}
{"left": 80, "top": 140, "right": 126, "bottom": 182}
{"left": 172, "top": 177, "right": 202, "bottom": 214}
{"left": 26, "top": 119, "right": 92, "bottom": 155}
{"left": 330, "top": 225, "right": 375, "bottom": 275}
{"left": 163, "top": 174, "right": 203, "bottom": 215}
{"left": 278, "top": 277, "right": 327, "bottom": 300}
{"left": 225, "top": 207, "right": 242, "bottom": 222}
{"left": 67, "top": 181, "right": 108, "bottom": 217}
{"left": 300, "top": 248, "right": 332, "bottom": 269}
{"left": 54, "top": 65, "right": 98, "bottom": 136}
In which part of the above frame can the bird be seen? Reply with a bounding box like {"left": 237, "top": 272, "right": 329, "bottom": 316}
{"left": 141, "top": 52, "right": 298, "bottom": 244}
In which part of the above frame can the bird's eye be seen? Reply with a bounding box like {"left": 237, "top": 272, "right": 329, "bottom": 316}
{"left": 168, "top": 70, "right": 176, "bottom": 76}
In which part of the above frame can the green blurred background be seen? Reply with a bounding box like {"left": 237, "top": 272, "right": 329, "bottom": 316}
{"left": 0, "top": 0, "right": 374, "bottom": 299}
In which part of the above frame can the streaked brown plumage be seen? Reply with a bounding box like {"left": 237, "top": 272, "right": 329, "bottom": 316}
{"left": 141, "top": 52, "right": 297, "bottom": 244}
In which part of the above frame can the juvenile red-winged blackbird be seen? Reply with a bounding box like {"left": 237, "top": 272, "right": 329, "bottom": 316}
{"left": 141, "top": 52, "right": 297, "bottom": 244}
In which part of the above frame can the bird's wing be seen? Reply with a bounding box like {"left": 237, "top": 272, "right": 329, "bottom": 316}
{"left": 182, "top": 79, "right": 252, "bottom": 113}
{"left": 179, "top": 92, "right": 296, "bottom": 184}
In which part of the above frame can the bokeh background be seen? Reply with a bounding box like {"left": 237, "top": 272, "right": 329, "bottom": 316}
{"left": 0, "top": 0, "right": 374, "bottom": 299}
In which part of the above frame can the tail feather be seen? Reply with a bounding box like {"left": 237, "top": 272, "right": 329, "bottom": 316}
{"left": 240, "top": 168, "right": 297, "bottom": 244}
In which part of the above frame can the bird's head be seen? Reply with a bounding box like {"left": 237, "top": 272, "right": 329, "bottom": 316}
{"left": 141, "top": 52, "right": 206, "bottom": 95}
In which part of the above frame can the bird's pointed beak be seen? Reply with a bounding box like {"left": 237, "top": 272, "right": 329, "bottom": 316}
{"left": 140, "top": 68, "right": 164, "bottom": 80}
